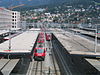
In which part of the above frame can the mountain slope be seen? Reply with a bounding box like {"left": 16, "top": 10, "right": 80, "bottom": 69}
{"left": 0, "top": 0, "right": 99, "bottom": 8}
{"left": 0, "top": 0, "right": 51, "bottom": 7}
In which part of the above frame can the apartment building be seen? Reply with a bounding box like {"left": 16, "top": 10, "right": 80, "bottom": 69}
{"left": 11, "top": 11, "right": 21, "bottom": 30}
{"left": 0, "top": 7, "right": 21, "bottom": 30}
{"left": 0, "top": 7, "right": 12, "bottom": 30}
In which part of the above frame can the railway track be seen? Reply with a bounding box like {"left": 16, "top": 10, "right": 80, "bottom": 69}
{"left": 27, "top": 41, "right": 60, "bottom": 75}
{"left": 47, "top": 40, "right": 61, "bottom": 75}
{"left": 26, "top": 59, "right": 43, "bottom": 75}
{"left": 48, "top": 41, "right": 60, "bottom": 75}
{"left": 32, "top": 61, "right": 43, "bottom": 75}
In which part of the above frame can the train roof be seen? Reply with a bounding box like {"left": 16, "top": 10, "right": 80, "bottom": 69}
{"left": 0, "top": 31, "right": 39, "bottom": 53}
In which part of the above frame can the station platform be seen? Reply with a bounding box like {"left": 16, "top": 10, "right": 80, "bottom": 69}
{"left": 71, "top": 28, "right": 100, "bottom": 38}
{"left": 0, "top": 59, "right": 19, "bottom": 75}
{"left": 53, "top": 28, "right": 100, "bottom": 58}
{"left": 85, "top": 58, "right": 100, "bottom": 72}
{"left": 0, "top": 30, "right": 39, "bottom": 57}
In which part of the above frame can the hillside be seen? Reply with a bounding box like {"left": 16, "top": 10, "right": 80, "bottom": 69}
{"left": 0, "top": 0, "right": 99, "bottom": 10}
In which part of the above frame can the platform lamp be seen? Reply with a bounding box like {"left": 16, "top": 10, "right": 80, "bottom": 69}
{"left": 9, "top": 26, "right": 11, "bottom": 50}
{"left": 94, "top": 24, "right": 98, "bottom": 53}
{"left": 8, "top": 23, "right": 12, "bottom": 59}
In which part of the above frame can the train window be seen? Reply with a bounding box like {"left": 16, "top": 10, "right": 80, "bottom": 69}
{"left": 37, "top": 49, "right": 44, "bottom": 53}
{"left": 38, "top": 44, "right": 43, "bottom": 47}
{"left": 12, "top": 26, "right": 14, "bottom": 28}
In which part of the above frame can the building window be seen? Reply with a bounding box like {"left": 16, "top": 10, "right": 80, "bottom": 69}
{"left": 12, "top": 16, "right": 14, "bottom": 18}
{"left": 12, "top": 19, "right": 14, "bottom": 21}
{"left": 12, "top": 13, "right": 14, "bottom": 15}
{"left": 12, "top": 23, "right": 14, "bottom": 24}
{"left": 12, "top": 26, "right": 14, "bottom": 28}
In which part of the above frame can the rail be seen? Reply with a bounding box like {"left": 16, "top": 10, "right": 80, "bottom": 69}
{"left": 26, "top": 61, "right": 43, "bottom": 75}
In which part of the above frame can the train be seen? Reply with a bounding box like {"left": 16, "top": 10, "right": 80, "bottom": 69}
{"left": 45, "top": 33, "right": 52, "bottom": 41}
{"left": 34, "top": 47, "right": 46, "bottom": 61}
{"left": 39, "top": 32, "right": 44, "bottom": 38}
{"left": 37, "top": 38, "right": 45, "bottom": 43}
{"left": 34, "top": 32, "right": 46, "bottom": 61}
{"left": 37, "top": 32, "right": 45, "bottom": 43}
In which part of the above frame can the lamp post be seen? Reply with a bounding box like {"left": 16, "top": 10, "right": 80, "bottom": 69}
{"left": 8, "top": 24, "right": 11, "bottom": 59}
{"left": 9, "top": 28, "right": 11, "bottom": 50}
{"left": 94, "top": 24, "right": 97, "bottom": 53}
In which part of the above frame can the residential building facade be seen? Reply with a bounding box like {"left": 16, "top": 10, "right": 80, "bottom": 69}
{"left": 0, "top": 7, "right": 21, "bottom": 30}
{"left": 11, "top": 11, "right": 20, "bottom": 30}
{"left": 0, "top": 7, "right": 12, "bottom": 30}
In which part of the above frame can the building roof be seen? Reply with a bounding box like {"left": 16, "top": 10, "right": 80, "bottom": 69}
{"left": 0, "top": 31, "right": 39, "bottom": 53}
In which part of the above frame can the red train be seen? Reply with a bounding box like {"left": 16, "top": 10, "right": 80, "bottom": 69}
{"left": 37, "top": 38, "right": 45, "bottom": 43}
{"left": 37, "top": 32, "right": 45, "bottom": 43}
{"left": 45, "top": 33, "right": 52, "bottom": 41}
{"left": 39, "top": 32, "right": 44, "bottom": 37}
{"left": 34, "top": 32, "right": 46, "bottom": 61}
{"left": 34, "top": 47, "right": 46, "bottom": 61}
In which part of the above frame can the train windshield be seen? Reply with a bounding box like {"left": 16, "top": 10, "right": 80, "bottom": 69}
{"left": 37, "top": 49, "right": 44, "bottom": 53}
{"left": 38, "top": 44, "right": 43, "bottom": 47}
